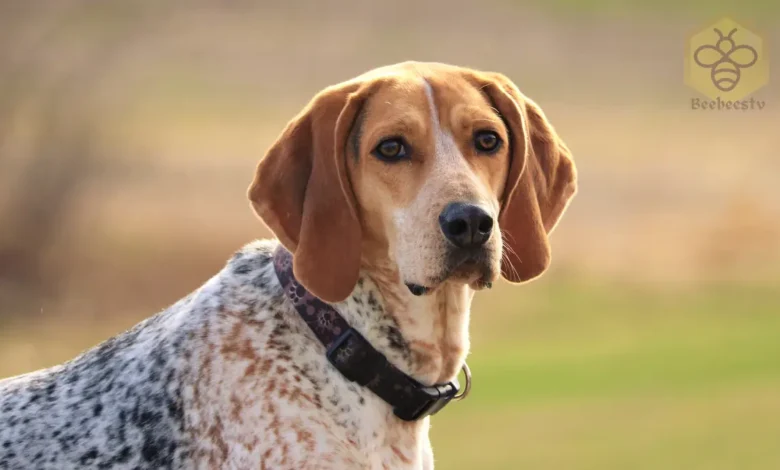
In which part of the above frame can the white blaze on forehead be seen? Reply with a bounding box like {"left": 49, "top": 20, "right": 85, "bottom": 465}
{"left": 388, "top": 77, "right": 501, "bottom": 289}
{"left": 392, "top": 78, "right": 488, "bottom": 285}
{"left": 423, "top": 80, "right": 460, "bottom": 165}
{"left": 421, "top": 79, "right": 482, "bottom": 192}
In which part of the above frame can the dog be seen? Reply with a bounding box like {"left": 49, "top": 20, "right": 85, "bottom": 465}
{"left": 0, "top": 61, "right": 576, "bottom": 469}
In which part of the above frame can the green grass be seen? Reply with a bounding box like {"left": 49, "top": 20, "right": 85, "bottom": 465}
{"left": 431, "top": 281, "right": 780, "bottom": 469}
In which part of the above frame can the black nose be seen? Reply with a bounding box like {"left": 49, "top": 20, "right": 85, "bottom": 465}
{"left": 439, "top": 202, "right": 494, "bottom": 249}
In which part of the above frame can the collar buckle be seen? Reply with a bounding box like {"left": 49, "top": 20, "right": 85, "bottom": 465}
{"left": 392, "top": 380, "right": 459, "bottom": 421}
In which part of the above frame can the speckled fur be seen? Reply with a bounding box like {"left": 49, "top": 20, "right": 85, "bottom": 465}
{"left": 0, "top": 240, "right": 439, "bottom": 469}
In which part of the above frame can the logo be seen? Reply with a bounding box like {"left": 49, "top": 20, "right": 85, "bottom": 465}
{"left": 685, "top": 18, "right": 769, "bottom": 109}
{"left": 693, "top": 28, "right": 758, "bottom": 92}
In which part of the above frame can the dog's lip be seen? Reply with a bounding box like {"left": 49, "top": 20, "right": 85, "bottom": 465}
{"left": 406, "top": 251, "right": 495, "bottom": 294}
{"left": 405, "top": 283, "right": 431, "bottom": 296}
{"left": 469, "top": 277, "right": 493, "bottom": 290}
{"left": 451, "top": 251, "right": 489, "bottom": 273}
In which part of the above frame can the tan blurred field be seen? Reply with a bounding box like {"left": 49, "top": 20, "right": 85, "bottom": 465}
{"left": 1, "top": 1, "right": 779, "bottom": 468}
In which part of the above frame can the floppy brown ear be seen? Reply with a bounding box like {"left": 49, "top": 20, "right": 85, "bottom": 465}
{"left": 248, "top": 80, "right": 376, "bottom": 302}
{"left": 481, "top": 74, "right": 577, "bottom": 283}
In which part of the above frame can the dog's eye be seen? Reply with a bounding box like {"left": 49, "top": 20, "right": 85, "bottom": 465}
{"left": 372, "top": 138, "right": 408, "bottom": 162}
{"left": 474, "top": 130, "right": 501, "bottom": 154}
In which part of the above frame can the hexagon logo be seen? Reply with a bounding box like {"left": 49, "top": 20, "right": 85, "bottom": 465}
{"left": 685, "top": 17, "right": 769, "bottom": 101}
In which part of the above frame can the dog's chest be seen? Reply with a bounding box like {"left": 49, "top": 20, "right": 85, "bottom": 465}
{"left": 178, "top": 244, "right": 432, "bottom": 468}
{"left": 183, "top": 312, "right": 430, "bottom": 468}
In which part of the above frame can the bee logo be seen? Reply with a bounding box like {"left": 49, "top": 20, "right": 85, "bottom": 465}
{"left": 693, "top": 28, "right": 758, "bottom": 92}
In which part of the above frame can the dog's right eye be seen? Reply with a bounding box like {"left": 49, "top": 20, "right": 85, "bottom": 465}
{"left": 372, "top": 138, "right": 408, "bottom": 162}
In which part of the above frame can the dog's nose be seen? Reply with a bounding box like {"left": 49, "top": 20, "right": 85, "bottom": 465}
{"left": 439, "top": 202, "right": 494, "bottom": 249}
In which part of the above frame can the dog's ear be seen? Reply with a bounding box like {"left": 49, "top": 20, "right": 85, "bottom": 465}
{"left": 480, "top": 73, "right": 577, "bottom": 283}
{"left": 248, "top": 80, "right": 377, "bottom": 302}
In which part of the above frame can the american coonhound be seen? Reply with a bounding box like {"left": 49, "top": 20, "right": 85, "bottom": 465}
{"left": 0, "top": 62, "right": 576, "bottom": 469}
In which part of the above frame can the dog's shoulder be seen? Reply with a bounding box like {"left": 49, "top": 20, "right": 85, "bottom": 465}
{"left": 219, "top": 239, "right": 284, "bottom": 305}
{"left": 0, "top": 292, "right": 197, "bottom": 468}
{"left": 0, "top": 240, "right": 284, "bottom": 469}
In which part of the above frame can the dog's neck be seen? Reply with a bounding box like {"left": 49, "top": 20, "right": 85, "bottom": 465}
{"left": 342, "top": 257, "right": 474, "bottom": 386}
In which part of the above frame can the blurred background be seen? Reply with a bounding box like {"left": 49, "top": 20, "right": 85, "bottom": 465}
{"left": 1, "top": 1, "right": 779, "bottom": 468}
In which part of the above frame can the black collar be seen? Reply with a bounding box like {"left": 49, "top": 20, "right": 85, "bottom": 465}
{"left": 273, "top": 244, "right": 462, "bottom": 421}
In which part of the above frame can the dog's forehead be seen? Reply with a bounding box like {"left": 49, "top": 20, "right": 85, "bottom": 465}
{"left": 360, "top": 66, "right": 496, "bottom": 130}
{"left": 367, "top": 77, "right": 429, "bottom": 118}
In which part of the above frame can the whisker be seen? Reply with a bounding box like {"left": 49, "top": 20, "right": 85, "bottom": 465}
{"left": 501, "top": 228, "right": 517, "bottom": 245}
{"left": 500, "top": 229, "right": 522, "bottom": 281}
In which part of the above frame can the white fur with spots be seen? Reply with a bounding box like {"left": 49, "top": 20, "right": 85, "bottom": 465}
{"left": 0, "top": 240, "right": 465, "bottom": 469}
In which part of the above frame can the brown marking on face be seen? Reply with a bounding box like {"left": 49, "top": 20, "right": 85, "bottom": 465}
{"left": 251, "top": 61, "right": 575, "bottom": 297}
{"left": 348, "top": 78, "right": 433, "bottom": 253}
{"left": 251, "top": 58, "right": 573, "bottom": 293}
{"left": 348, "top": 66, "right": 509, "bottom": 291}
{"left": 427, "top": 74, "right": 509, "bottom": 201}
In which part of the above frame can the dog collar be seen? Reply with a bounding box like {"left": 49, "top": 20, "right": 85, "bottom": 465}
{"left": 273, "top": 245, "right": 469, "bottom": 421}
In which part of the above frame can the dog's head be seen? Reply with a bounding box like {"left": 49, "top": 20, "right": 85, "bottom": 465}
{"left": 248, "top": 62, "right": 576, "bottom": 302}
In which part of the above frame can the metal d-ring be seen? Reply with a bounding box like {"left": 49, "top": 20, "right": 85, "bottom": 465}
{"left": 453, "top": 362, "right": 471, "bottom": 401}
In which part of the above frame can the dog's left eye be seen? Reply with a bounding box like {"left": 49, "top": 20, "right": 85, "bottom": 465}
{"left": 474, "top": 130, "right": 501, "bottom": 153}
{"left": 372, "top": 138, "right": 408, "bottom": 162}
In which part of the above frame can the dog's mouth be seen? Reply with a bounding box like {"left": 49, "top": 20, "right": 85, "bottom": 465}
{"left": 405, "top": 250, "right": 496, "bottom": 296}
